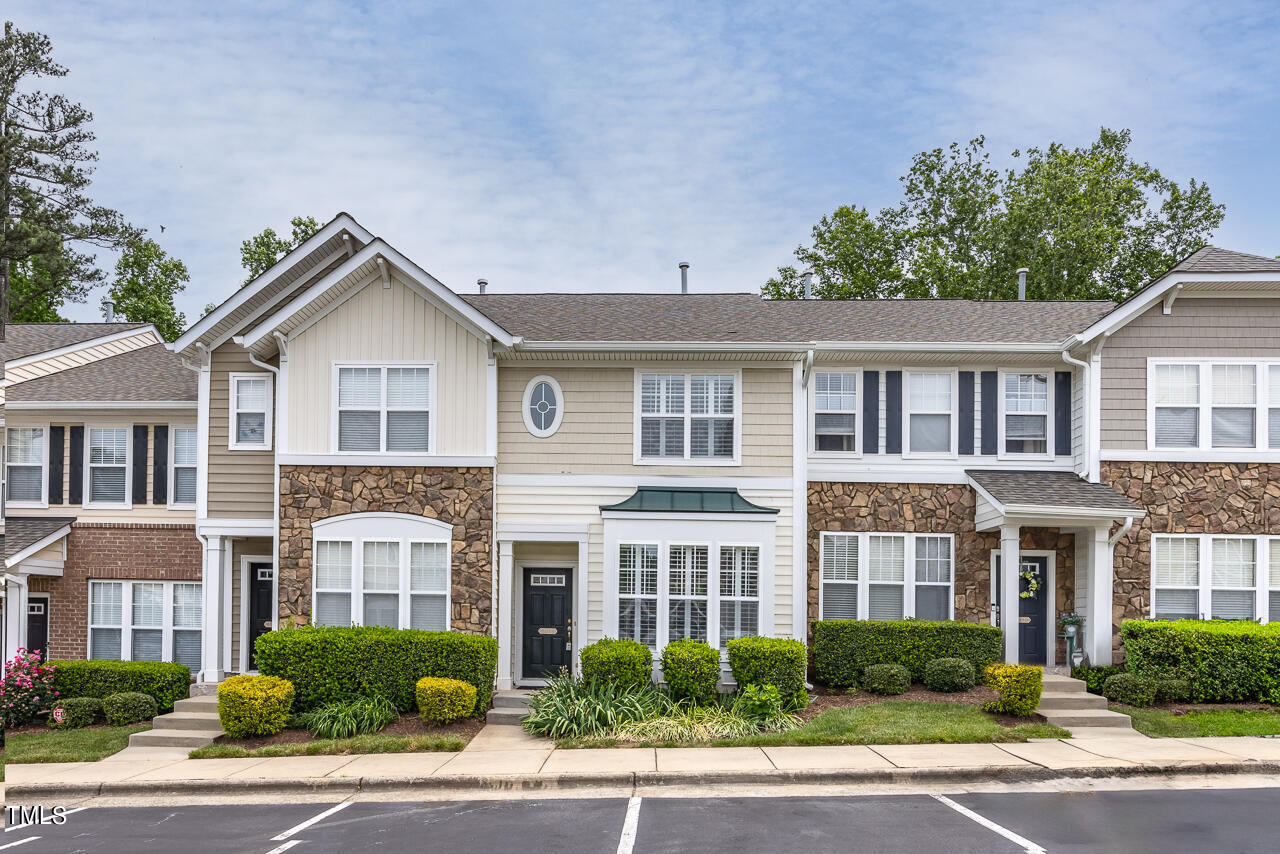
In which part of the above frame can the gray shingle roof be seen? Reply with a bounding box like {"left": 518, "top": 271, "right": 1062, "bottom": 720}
{"left": 463, "top": 294, "right": 1113, "bottom": 344}
{"left": 967, "top": 470, "right": 1142, "bottom": 514}
{"left": 3, "top": 516, "right": 75, "bottom": 562}
{"left": 1171, "top": 246, "right": 1280, "bottom": 273}
{"left": 600, "top": 487, "right": 779, "bottom": 514}
{"left": 0, "top": 323, "right": 149, "bottom": 362}
{"left": 8, "top": 343, "right": 196, "bottom": 403}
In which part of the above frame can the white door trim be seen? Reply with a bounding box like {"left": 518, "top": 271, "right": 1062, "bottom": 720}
{"left": 238, "top": 554, "right": 273, "bottom": 674}
{"left": 514, "top": 560, "right": 578, "bottom": 688}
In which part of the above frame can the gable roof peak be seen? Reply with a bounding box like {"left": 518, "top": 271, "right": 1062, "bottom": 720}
{"left": 1171, "top": 245, "right": 1280, "bottom": 273}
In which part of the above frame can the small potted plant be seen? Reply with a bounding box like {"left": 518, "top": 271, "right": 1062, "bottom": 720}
{"left": 1059, "top": 613, "right": 1084, "bottom": 639}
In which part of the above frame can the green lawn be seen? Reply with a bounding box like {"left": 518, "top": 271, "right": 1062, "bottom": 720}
{"left": 1116, "top": 706, "right": 1280, "bottom": 738}
{"left": 2, "top": 725, "right": 148, "bottom": 780}
{"left": 189, "top": 732, "right": 465, "bottom": 759}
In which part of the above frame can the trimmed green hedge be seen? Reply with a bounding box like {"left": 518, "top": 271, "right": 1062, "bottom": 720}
{"left": 254, "top": 626, "right": 498, "bottom": 714}
{"left": 1121, "top": 619, "right": 1280, "bottom": 703}
{"left": 50, "top": 660, "right": 191, "bottom": 711}
{"left": 811, "top": 620, "right": 1002, "bottom": 687}
{"left": 726, "top": 637, "right": 807, "bottom": 707}
{"left": 983, "top": 664, "right": 1042, "bottom": 717}
{"left": 1071, "top": 664, "right": 1125, "bottom": 696}
{"left": 104, "top": 691, "right": 159, "bottom": 726}
{"left": 50, "top": 697, "right": 103, "bottom": 730}
{"left": 580, "top": 638, "right": 652, "bottom": 690}
{"left": 862, "top": 663, "right": 911, "bottom": 695}
{"left": 660, "top": 639, "right": 721, "bottom": 704}
{"left": 1102, "top": 673, "right": 1156, "bottom": 707}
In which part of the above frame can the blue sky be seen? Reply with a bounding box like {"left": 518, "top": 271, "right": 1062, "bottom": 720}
{"left": 9, "top": 0, "right": 1280, "bottom": 322}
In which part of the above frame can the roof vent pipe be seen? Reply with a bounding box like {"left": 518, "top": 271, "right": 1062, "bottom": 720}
{"left": 477, "top": 278, "right": 488, "bottom": 295}
{"left": 1016, "top": 267, "right": 1029, "bottom": 301}
{"left": 103, "top": 300, "right": 115, "bottom": 322}
{"left": 678, "top": 261, "right": 689, "bottom": 294}
{"left": 801, "top": 269, "right": 814, "bottom": 300}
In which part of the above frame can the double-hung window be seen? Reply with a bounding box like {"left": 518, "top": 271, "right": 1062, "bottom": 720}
{"left": 336, "top": 364, "right": 432, "bottom": 453}
{"left": 1270, "top": 367, "right": 1280, "bottom": 449}
{"left": 1151, "top": 537, "right": 1199, "bottom": 620}
{"left": 1211, "top": 365, "right": 1256, "bottom": 448}
{"left": 813, "top": 372, "right": 857, "bottom": 452}
{"left": 230, "top": 373, "right": 272, "bottom": 450}
{"left": 1003, "top": 373, "right": 1049, "bottom": 455}
{"left": 718, "top": 546, "right": 760, "bottom": 646}
{"left": 668, "top": 545, "right": 708, "bottom": 642}
{"left": 5, "top": 427, "right": 45, "bottom": 504}
{"left": 312, "top": 525, "right": 451, "bottom": 630}
{"left": 1152, "top": 365, "right": 1199, "bottom": 449}
{"left": 1151, "top": 535, "right": 1272, "bottom": 622}
{"left": 171, "top": 427, "right": 197, "bottom": 506}
{"left": 1149, "top": 360, "right": 1280, "bottom": 453}
{"left": 87, "top": 427, "right": 128, "bottom": 505}
{"left": 907, "top": 373, "right": 952, "bottom": 454}
{"left": 1270, "top": 540, "right": 1280, "bottom": 623}
{"left": 819, "top": 532, "right": 954, "bottom": 621}
{"left": 1211, "top": 538, "right": 1256, "bottom": 620}
{"left": 618, "top": 544, "right": 658, "bottom": 646}
{"left": 637, "top": 372, "right": 736, "bottom": 462}
{"left": 88, "top": 580, "right": 203, "bottom": 670}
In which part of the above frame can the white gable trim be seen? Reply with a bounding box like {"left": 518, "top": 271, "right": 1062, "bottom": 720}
{"left": 5, "top": 325, "right": 163, "bottom": 372}
{"left": 5, "top": 524, "right": 72, "bottom": 570}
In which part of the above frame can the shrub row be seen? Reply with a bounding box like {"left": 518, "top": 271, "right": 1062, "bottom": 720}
{"left": 1121, "top": 620, "right": 1280, "bottom": 703}
{"left": 811, "top": 619, "right": 1001, "bottom": 687}
{"left": 1071, "top": 664, "right": 1126, "bottom": 696}
{"left": 50, "top": 660, "right": 191, "bottom": 712}
{"left": 51, "top": 692, "right": 158, "bottom": 729}
{"left": 254, "top": 626, "right": 498, "bottom": 715}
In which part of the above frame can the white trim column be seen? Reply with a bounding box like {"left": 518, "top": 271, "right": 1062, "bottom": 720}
{"left": 999, "top": 525, "right": 1021, "bottom": 664}
{"left": 201, "top": 535, "right": 226, "bottom": 683}
{"left": 3, "top": 574, "right": 29, "bottom": 660}
{"left": 496, "top": 539, "right": 514, "bottom": 691}
{"left": 1085, "top": 525, "right": 1114, "bottom": 666}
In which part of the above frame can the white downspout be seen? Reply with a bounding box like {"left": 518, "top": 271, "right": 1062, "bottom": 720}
{"left": 1108, "top": 515, "right": 1135, "bottom": 549}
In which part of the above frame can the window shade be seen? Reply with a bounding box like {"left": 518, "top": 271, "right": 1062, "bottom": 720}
{"left": 410, "top": 594, "right": 448, "bottom": 630}
{"left": 815, "top": 372, "right": 856, "bottom": 411}
{"left": 1154, "top": 408, "right": 1198, "bottom": 448}
{"left": 362, "top": 542, "right": 399, "bottom": 590}
{"left": 1212, "top": 408, "right": 1255, "bottom": 448}
{"left": 314, "top": 592, "right": 351, "bottom": 627}
{"left": 387, "top": 367, "right": 430, "bottom": 407}
{"left": 132, "top": 583, "right": 163, "bottom": 627}
{"left": 90, "top": 582, "right": 123, "bottom": 625}
{"left": 90, "top": 468, "right": 127, "bottom": 503}
{"left": 821, "top": 583, "right": 857, "bottom": 620}
{"left": 315, "top": 541, "right": 353, "bottom": 588}
{"left": 173, "top": 583, "right": 203, "bottom": 628}
{"left": 338, "top": 368, "right": 380, "bottom": 407}
{"left": 914, "top": 536, "right": 951, "bottom": 583}
{"left": 868, "top": 585, "right": 904, "bottom": 620}
{"left": 1212, "top": 539, "right": 1255, "bottom": 587}
{"left": 868, "top": 536, "right": 905, "bottom": 582}
{"left": 1154, "top": 364, "right": 1198, "bottom": 405}
{"left": 411, "top": 542, "right": 449, "bottom": 592}
{"left": 132, "top": 629, "right": 163, "bottom": 661}
{"left": 909, "top": 414, "right": 950, "bottom": 452}
{"left": 90, "top": 628, "right": 122, "bottom": 660}
{"left": 822, "top": 534, "right": 858, "bottom": 581}
{"left": 1153, "top": 589, "right": 1198, "bottom": 620}
{"left": 1211, "top": 590, "right": 1254, "bottom": 621}
{"left": 173, "top": 630, "right": 202, "bottom": 670}
{"left": 1154, "top": 538, "right": 1199, "bottom": 585}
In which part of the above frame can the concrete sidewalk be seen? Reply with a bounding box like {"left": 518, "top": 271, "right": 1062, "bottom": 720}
{"left": 11, "top": 730, "right": 1280, "bottom": 801}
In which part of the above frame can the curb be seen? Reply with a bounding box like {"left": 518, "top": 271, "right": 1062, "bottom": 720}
{"left": 9, "top": 759, "right": 1280, "bottom": 802}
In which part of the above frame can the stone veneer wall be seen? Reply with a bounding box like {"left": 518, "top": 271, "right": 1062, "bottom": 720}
{"left": 807, "top": 482, "right": 1074, "bottom": 654}
{"left": 279, "top": 466, "right": 493, "bottom": 633}
{"left": 1102, "top": 461, "right": 1280, "bottom": 639}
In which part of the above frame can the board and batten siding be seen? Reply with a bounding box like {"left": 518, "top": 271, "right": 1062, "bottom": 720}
{"left": 1100, "top": 297, "right": 1280, "bottom": 450}
{"left": 286, "top": 276, "right": 490, "bottom": 456}
{"left": 209, "top": 343, "right": 275, "bottom": 518}
{"left": 496, "top": 365, "right": 793, "bottom": 477}
{"left": 495, "top": 483, "right": 795, "bottom": 642}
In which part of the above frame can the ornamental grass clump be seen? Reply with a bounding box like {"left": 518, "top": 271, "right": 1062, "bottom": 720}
{"left": 522, "top": 670, "right": 669, "bottom": 739}
{"left": 612, "top": 702, "right": 800, "bottom": 743}
{"left": 1, "top": 649, "right": 58, "bottom": 728}
{"left": 296, "top": 695, "right": 399, "bottom": 739}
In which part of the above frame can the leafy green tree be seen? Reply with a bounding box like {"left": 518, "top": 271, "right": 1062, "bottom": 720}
{"left": 105, "top": 238, "right": 188, "bottom": 340}
{"left": 239, "top": 215, "right": 320, "bottom": 285}
{"left": 765, "top": 128, "right": 1225, "bottom": 302}
{"left": 0, "top": 21, "right": 135, "bottom": 337}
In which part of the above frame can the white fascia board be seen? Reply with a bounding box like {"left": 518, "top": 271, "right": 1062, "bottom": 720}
{"left": 1076, "top": 271, "right": 1280, "bottom": 344}
{"left": 813, "top": 340, "right": 1067, "bottom": 353}
{"left": 1001, "top": 503, "right": 1145, "bottom": 521}
{"left": 196, "top": 518, "right": 276, "bottom": 537}
{"left": 4, "top": 525, "right": 72, "bottom": 569}
{"left": 4, "top": 400, "right": 196, "bottom": 410}
{"left": 240, "top": 240, "right": 514, "bottom": 350}
{"left": 516, "top": 340, "right": 811, "bottom": 353}
{"left": 170, "top": 214, "right": 375, "bottom": 354}
{"left": 5, "top": 325, "right": 163, "bottom": 372}
{"left": 278, "top": 453, "right": 496, "bottom": 467}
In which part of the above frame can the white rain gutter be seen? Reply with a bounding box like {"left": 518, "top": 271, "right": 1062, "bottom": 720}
{"left": 1109, "top": 515, "right": 1135, "bottom": 548}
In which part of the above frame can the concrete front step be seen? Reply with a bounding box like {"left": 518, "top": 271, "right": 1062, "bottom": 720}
{"left": 485, "top": 707, "right": 527, "bottom": 725}
{"left": 1037, "top": 691, "right": 1108, "bottom": 711}
{"left": 492, "top": 691, "right": 535, "bottom": 710}
{"left": 128, "top": 727, "right": 222, "bottom": 748}
{"left": 173, "top": 695, "right": 219, "bottom": 714}
{"left": 1039, "top": 708, "right": 1133, "bottom": 729}
{"left": 1041, "top": 673, "right": 1086, "bottom": 693}
{"left": 152, "top": 711, "right": 223, "bottom": 732}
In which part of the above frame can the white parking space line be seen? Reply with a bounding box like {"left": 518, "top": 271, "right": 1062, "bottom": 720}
{"left": 931, "top": 795, "right": 1046, "bottom": 854}
{"left": 4, "top": 807, "right": 86, "bottom": 833}
{"left": 270, "top": 802, "right": 353, "bottom": 841}
{"left": 264, "top": 841, "right": 304, "bottom": 854}
{"left": 0, "top": 838, "right": 41, "bottom": 850}
{"left": 616, "top": 796, "right": 642, "bottom": 854}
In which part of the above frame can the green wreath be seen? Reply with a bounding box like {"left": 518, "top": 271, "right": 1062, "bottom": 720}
{"left": 1018, "top": 564, "right": 1041, "bottom": 600}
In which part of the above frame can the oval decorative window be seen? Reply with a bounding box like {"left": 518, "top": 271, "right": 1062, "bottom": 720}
{"left": 522, "top": 375, "right": 564, "bottom": 438}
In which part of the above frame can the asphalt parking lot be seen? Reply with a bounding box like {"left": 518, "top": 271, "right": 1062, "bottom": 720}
{"left": 7, "top": 788, "right": 1280, "bottom": 853}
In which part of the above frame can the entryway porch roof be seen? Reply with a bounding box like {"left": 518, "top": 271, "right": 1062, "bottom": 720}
{"left": 967, "top": 469, "right": 1143, "bottom": 531}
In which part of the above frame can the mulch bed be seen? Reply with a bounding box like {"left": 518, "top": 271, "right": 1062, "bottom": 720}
{"left": 215, "top": 713, "right": 483, "bottom": 750}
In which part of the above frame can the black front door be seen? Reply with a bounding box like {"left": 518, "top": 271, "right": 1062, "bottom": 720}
{"left": 995, "top": 555, "right": 1049, "bottom": 664}
{"left": 27, "top": 596, "right": 49, "bottom": 661}
{"left": 522, "top": 568, "right": 572, "bottom": 679}
{"left": 248, "top": 563, "right": 274, "bottom": 669}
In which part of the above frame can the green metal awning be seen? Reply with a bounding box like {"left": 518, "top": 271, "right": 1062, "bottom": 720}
{"left": 600, "top": 487, "right": 779, "bottom": 514}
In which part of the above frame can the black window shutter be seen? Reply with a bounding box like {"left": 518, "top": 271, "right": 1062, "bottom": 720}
{"left": 1055, "top": 371, "right": 1072, "bottom": 456}
{"left": 980, "top": 371, "right": 998, "bottom": 455}
{"left": 153, "top": 425, "right": 169, "bottom": 505}
{"left": 884, "top": 371, "right": 903, "bottom": 455}
{"left": 132, "top": 425, "right": 148, "bottom": 505}
{"left": 958, "top": 372, "right": 975, "bottom": 455}
{"left": 48, "top": 426, "right": 65, "bottom": 504}
{"left": 862, "top": 370, "right": 879, "bottom": 454}
{"left": 68, "top": 426, "right": 84, "bottom": 505}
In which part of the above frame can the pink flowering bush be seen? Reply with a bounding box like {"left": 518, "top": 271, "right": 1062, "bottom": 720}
{"left": 1, "top": 649, "right": 59, "bottom": 728}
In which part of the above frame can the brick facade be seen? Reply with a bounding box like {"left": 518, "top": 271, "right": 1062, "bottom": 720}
{"left": 807, "top": 482, "right": 1075, "bottom": 656}
{"left": 27, "top": 523, "right": 202, "bottom": 660}
{"left": 278, "top": 465, "right": 493, "bottom": 633}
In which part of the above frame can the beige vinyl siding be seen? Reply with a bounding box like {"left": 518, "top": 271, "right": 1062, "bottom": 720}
{"left": 287, "top": 276, "right": 490, "bottom": 456}
{"left": 1100, "top": 297, "right": 1280, "bottom": 449}
{"left": 209, "top": 344, "right": 275, "bottom": 518}
{"left": 1071, "top": 365, "right": 1086, "bottom": 472}
{"left": 497, "top": 365, "right": 793, "bottom": 477}
{"left": 4, "top": 330, "right": 161, "bottom": 385}
{"left": 495, "top": 484, "right": 795, "bottom": 641}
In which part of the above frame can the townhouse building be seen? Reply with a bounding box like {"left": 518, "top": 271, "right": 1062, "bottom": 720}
{"left": 4, "top": 213, "right": 1277, "bottom": 692}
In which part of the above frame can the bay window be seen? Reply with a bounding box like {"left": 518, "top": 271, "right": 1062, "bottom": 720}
{"left": 718, "top": 546, "right": 760, "bottom": 646}
{"left": 637, "top": 371, "right": 737, "bottom": 462}
{"left": 1003, "top": 373, "right": 1049, "bottom": 455}
{"left": 818, "top": 532, "right": 955, "bottom": 621}
{"left": 88, "top": 580, "right": 202, "bottom": 670}
{"left": 335, "top": 364, "right": 432, "bottom": 453}
{"left": 6, "top": 427, "right": 45, "bottom": 504}
{"left": 813, "top": 372, "right": 857, "bottom": 452}
{"left": 87, "top": 427, "right": 128, "bottom": 505}
{"left": 668, "top": 545, "right": 708, "bottom": 642}
{"left": 907, "top": 372, "right": 953, "bottom": 454}
{"left": 1148, "top": 359, "right": 1280, "bottom": 453}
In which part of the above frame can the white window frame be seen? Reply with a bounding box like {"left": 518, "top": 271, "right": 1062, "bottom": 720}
{"left": 1150, "top": 534, "right": 1273, "bottom": 623}
{"left": 997, "top": 370, "right": 1056, "bottom": 460}
{"left": 521, "top": 374, "right": 565, "bottom": 438}
{"left": 633, "top": 369, "right": 743, "bottom": 466}
{"left": 817, "top": 532, "right": 956, "bottom": 621}
{"left": 667, "top": 542, "right": 710, "bottom": 644}
{"left": 330, "top": 361, "right": 436, "bottom": 455}
{"left": 228, "top": 372, "right": 274, "bottom": 451}
{"left": 903, "top": 370, "right": 958, "bottom": 459}
{"left": 168, "top": 425, "right": 198, "bottom": 509}
{"left": 4, "top": 425, "right": 49, "bottom": 508}
{"left": 86, "top": 580, "right": 203, "bottom": 668}
{"left": 617, "top": 541, "right": 660, "bottom": 647}
{"left": 310, "top": 512, "right": 453, "bottom": 630}
{"left": 84, "top": 424, "right": 132, "bottom": 509}
{"left": 1146, "top": 358, "right": 1280, "bottom": 455}
{"left": 810, "top": 369, "right": 862, "bottom": 457}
